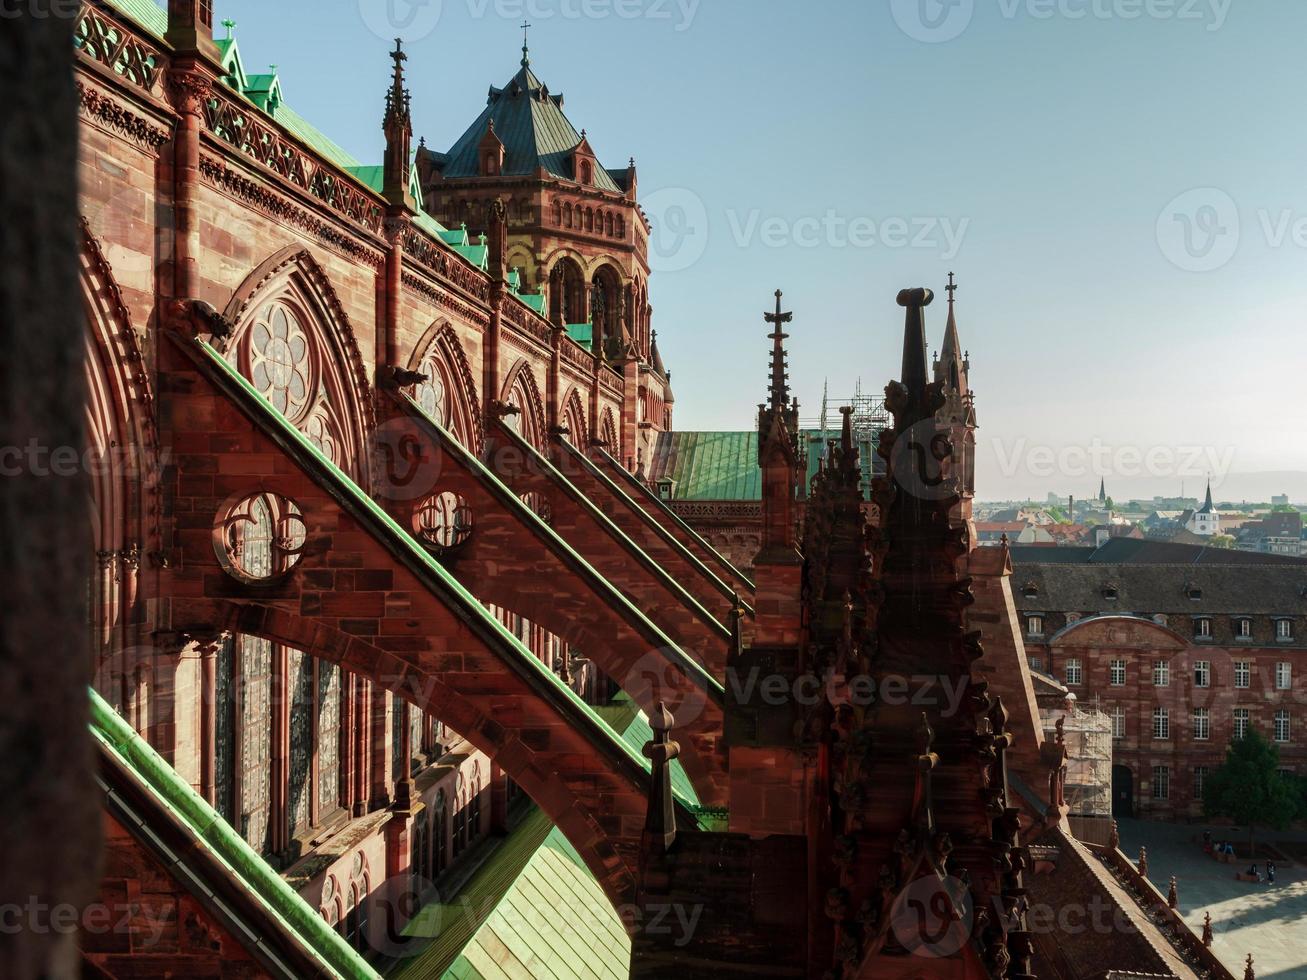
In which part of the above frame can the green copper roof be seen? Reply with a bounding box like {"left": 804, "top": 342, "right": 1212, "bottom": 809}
{"left": 437, "top": 63, "right": 621, "bottom": 193}
{"left": 649, "top": 430, "right": 880, "bottom": 502}
{"left": 594, "top": 693, "right": 699, "bottom": 806}
{"left": 565, "top": 322, "right": 592, "bottom": 350}
{"left": 90, "top": 688, "right": 381, "bottom": 980}
{"left": 648, "top": 431, "right": 762, "bottom": 501}
{"left": 451, "top": 243, "right": 488, "bottom": 269}
{"left": 519, "top": 291, "right": 546, "bottom": 314}
{"left": 105, "top": 0, "right": 166, "bottom": 38}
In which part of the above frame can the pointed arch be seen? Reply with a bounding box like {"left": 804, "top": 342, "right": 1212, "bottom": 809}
{"left": 222, "top": 247, "right": 374, "bottom": 479}
{"left": 561, "top": 386, "right": 589, "bottom": 447}
{"left": 600, "top": 406, "right": 619, "bottom": 456}
{"left": 500, "top": 359, "right": 547, "bottom": 450}
{"left": 406, "top": 321, "right": 483, "bottom": 454}
{"left": 80, "top": 218, "right": 160, "bottom": 698}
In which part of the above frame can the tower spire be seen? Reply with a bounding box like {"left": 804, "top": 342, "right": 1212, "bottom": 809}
{"left": 520, "top": 19, "right": 532, "bottom": 67}
{"left": 936, "top": 271, "right": 964, "bottom": 390}
{"left": 382, "top": 38, "right": 415, "bottom": 208}
{"left": 894, "top": 287, "right": 934, "bottom": 427}
{"left": 764, "top": 289, "right": 793, "bottom": 412}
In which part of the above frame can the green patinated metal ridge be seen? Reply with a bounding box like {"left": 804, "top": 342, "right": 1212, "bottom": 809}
{"left": 184, "top": 337, "right": 695, "bottom": 811}
{"left": 90, "top": 688, "right": 381, "bottom": 980}
{"left": 564, "top": 322, "right": 593, "bottom": 350}
{"left": 556, "top": 439, "right": 748, "bottom": 611}
{"left": 398, "top": 394, "right": 723, "bottom": 706}
{"left": 591, "top": 444, "right": 756, "bottom": 593}
{"left": 492, "top": 420, "right": 729, "bottom": 645}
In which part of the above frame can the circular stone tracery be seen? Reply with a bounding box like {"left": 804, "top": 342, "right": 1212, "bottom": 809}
{"left": 412, "top": 491, "right": 472, "bottom": 553}
{"left": 216, "top": 491, "right": 307, "bottom": 582}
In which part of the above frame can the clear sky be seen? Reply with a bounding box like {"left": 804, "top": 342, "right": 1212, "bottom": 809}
{"left": 216, "top": 0, "right": 1307, "bottom": 503}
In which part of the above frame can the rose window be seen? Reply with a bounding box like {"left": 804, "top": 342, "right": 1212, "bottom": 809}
{"left": 248, "top": 302, "right": 314, "bottom": 421}
{"left": 216, "top": 491, "right": 307, "bottom": 581}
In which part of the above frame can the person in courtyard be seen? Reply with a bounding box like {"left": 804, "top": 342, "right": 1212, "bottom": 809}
{"left": 1267, "top": 861, "right": 1276, "bottom": 885}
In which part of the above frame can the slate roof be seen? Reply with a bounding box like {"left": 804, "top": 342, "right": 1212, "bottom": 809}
{"left": 1011, "top": 538, "right": 1307, "bottom": 567}
{"left": 1010, "top": 561, "right": 1307, "bottom": 616}
{"left": 435, "top": 62, "right": 621, "bottom": 192}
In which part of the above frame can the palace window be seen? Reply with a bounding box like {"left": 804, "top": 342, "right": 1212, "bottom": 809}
{"left": 1065, "top": 658, "right": 1082, "bottom": 687}
{"left": 1027, "top": 615, "right": 1044, "bottom": 636}
{"left": 1111, "top": 706, "right": 1126, "bottom": 740}
{"left": 1194, "top": 660, "right": 1210, "bottom": 688}
{"left": 1275, "top": 710, "right": 1291, "bottom": 744}
{"left": 1153, "top": 661, "right": 1170, "bottom": 687}
{"left": 1152, "top": 766, "right": 1170, "bottom": 800}
{"left": 1110, "top": 659, "right": 1126, "bottom": 686}
{"left": 1277, "top": 619, "right": 1295, "bottom": 641}
{"left": 1194, "top": 617, "right": 1212, "bottom": 639}
{"left": 1237, "top": 618, "right": 1253, "bottom": 640}
{"left": 1028, "top": 656, "right": 1043, "bottom": 673}
{"left": 1193, "top": 707, "right": 1210, "bottom": 741}
{"left": 1234, "top": 708, "right": 1250, "bottom": 740}
{"left": 1193, "top": 766, "right": 1208, "bottom": 799}
{"left": 1153, "top": 707, "right": 1170, "bottom": 740}
{"left": 1276, "top": 662, "right": 1292, "bottom": 690}
{"left": 1235, "top": 661, "right": 1251, "bottom": 689}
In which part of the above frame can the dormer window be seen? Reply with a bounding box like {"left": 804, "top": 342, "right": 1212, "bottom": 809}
{"left": 1102, "top": 583, "right": 1120, "bottom": 601}
{"left": 579, "top": 160, "right": 593, "bottom": 184}
{"left": 655, "top": 478, "right": 676, "bottom": 501}
{"left": 1236, "top": 617, "right": 1252, "bottom": 639}
{"left": 1194, "top": 617, "right": 1213, "bottom": 640}
{"left": 1022, "top": 582, "right": 1039, "bottom": 599}
{"left": 1186, "top": 584, "right": 1203, "bottom": 601}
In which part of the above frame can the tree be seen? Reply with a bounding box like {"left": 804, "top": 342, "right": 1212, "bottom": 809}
{"left": 1208, "top": 534, "right": 1235, "bottom": 549}
{"left": 1203, "top": 730, "right": 1297, "bottom": 857}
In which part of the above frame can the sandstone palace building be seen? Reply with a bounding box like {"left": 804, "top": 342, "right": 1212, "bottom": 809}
{"left": 60, "top": 1, "right": 1260, "bottom": 978}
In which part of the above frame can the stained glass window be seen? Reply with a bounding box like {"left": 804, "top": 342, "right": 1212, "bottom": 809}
{"left": 239, "top": 634, "right": 273, "bottom": 855}
{"left": 318, "top": 662, "right": 341, "bottom": 816}
{"left": 288, "top": 647, "right": 313, "bottom": 837}
{"left": 416, "top": 362, "right": 447, "bottom": 427}
{"left": 214, "top": 634, "right": 235, "bottom": 823}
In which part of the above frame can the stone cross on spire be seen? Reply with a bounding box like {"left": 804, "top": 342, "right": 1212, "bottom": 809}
{"left": 946, "top": 270, "right": 957, "bottom": 305}
{"left": 764, "top": 289, "right": 793, "bottom": 412}
{"left": 520, "top": 19, "right": 532, "bottom": 66}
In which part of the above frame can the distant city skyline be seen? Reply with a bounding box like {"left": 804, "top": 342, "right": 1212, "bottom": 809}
{"left": 222, "top": 0, "right": 1307, "bottom": 500}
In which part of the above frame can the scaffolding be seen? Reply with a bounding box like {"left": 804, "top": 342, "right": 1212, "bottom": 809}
{"left": 801, "top": 380, "right": 891, "bottom": 443}
{"left": 1043, "top": 699, "right": 1113, "bottom": 819}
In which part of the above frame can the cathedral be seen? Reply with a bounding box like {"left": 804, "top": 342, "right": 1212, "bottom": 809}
{"left": 11, "top": 0, "right": 1251, "bottom": 976}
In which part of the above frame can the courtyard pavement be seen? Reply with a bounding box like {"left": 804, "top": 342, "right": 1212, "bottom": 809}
{"left": 1117, "top": 818, "right": 1307, "bottom": 980}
